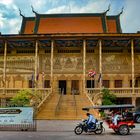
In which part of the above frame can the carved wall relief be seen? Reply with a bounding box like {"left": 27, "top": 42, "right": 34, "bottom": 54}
{"left": 102, "top": 54, "right": 131, "bottom": 74}
{"left": 40, "top": 55, "right": 51, "bottom": 72}
{"left": 76, "top": 58, "right": 83, "bottom": 69}
{"left": 86, "top": 56, "right": 97, "bottom": 71}
{"left": 54, "top": 57, "right": 62, "bottom": 69}
{"left": 0, "top": 56, "right": 35, "bottom": 73}
{"left": 13, "top": 75, "right": 24, "bottom": 88}
{"left": 53, "top": 56, "right": 83, "bottom": 73}
{"left": 135, "top": 55, "right": 140, "bottom": 73}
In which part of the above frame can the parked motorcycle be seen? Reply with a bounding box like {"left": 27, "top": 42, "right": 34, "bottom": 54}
{"left": 74, "top": 119, "right": 104, "bottom": 135}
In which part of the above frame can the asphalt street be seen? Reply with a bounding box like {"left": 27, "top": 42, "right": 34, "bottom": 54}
{"left": 0, "top": 131, "right": 140, "bottom": 140}
{"left": 0, "top": 120, "right": 140, "bottom": 140}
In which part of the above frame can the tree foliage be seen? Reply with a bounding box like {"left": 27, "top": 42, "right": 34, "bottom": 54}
{"left": 10, "top": 89, "right": 32, "bottom": 107}
{"left": 102, "top": 88, "right": 116, "bottom": 105}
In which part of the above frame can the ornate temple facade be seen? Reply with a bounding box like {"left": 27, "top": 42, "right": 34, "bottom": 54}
{"left": 0, "top": 9, "right": 140, "bottom": 119}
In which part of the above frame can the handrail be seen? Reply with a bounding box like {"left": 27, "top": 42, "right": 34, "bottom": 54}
{"left": 55, "top": 88, "right": 64, "bottom": 116}
{"left": 30, "top": 88, "right": 51, "bottom": 115}
{"left": 72, "top": 90, "right": 77, "bottom": 116}
{"left": 37, "top": 90, "right": 51, "bottom": 110}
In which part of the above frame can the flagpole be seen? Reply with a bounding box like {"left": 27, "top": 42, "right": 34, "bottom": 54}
{"left": 91, "top": 77, "right": 92, "bottom": 89}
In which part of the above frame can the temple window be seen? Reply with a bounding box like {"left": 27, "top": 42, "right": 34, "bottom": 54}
{"left": 115, "top": 80, "right": 122, "bottom": 88}
{"left": 102, "top": 80, "right": 110, "bottom": 88}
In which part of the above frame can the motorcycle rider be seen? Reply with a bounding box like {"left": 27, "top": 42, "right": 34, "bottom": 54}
{"left": 86, "top": 113, "right": 96, "bottom": 129}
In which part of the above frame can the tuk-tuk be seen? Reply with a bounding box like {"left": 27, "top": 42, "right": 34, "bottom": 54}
{"left": 82, "top": 104, "right": 135, "bottom": 135}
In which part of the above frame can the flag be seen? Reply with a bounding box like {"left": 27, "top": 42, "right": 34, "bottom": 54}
{"left": 98, "top": 73, "right": 102, "bottom": 83}
{"left": 31, "top": 73, "right": 34, "bottom": 81}
{"left": 88, "top": 70, "right": 96, "bottom": 78}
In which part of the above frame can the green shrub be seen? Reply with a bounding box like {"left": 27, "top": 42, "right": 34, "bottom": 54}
{"left": 102, "top": 88, "right": 116, "bottom": 105}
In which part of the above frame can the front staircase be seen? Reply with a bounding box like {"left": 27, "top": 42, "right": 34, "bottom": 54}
{"left": 36, "top": 93, "right": 98, "bottom": 120}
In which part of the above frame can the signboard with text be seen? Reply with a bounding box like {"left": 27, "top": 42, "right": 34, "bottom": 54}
{"left": 0, "top": 107, "right": 33, "bottom": 125}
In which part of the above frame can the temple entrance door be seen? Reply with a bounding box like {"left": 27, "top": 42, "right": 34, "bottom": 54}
{"left": 71, "top": 80, "right": 79, "bottom": 95}
{"left": 59, "top": 80, "right": 67, "bottom": 95}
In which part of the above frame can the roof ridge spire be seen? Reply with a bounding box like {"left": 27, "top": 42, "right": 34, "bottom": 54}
{"left": 31, "top": 5, "right": 38, "bottom": 15}
{"left": 118, "top": 7, "right": 124, "bottom": 16}
{"left": 104, "top": 4, "right": 111, "bottom": 14}
{"left": 19, "top": 8, "right": 25, "bottom": 18}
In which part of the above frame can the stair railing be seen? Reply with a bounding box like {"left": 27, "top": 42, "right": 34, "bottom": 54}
{"left": 55, "top": 88, "right": 64, "bottom": 116}
{"left": 72, "top": 89, "right": 78, "bottom": 116}
{"left": 31, "top": 88, "right": 52, "bottom": 115}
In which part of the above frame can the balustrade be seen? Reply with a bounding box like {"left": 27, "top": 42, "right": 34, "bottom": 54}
{"left": 86, "top": 88, "right": 140, "bottom": 97}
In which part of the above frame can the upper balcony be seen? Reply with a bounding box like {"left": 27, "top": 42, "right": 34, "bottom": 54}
{"left": 86, "top": 88, "right": 140, "bottom": 98}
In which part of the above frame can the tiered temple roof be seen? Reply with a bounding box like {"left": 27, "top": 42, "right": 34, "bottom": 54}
{"left": 20, "top": 12, "right": 122, "bottom": 34}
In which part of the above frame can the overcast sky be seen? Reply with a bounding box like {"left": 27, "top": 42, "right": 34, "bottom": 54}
{"left": 0, "top": 0, "right": 140, "bottom": 34}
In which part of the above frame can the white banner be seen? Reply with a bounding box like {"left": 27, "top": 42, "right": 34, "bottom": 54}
{"left": 0, "top": 107, "right": 33, "bottom": 125}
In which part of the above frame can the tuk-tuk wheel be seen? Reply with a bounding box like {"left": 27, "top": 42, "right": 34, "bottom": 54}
{"left": 118, "top": 125, "right": 129, "bottom": 135}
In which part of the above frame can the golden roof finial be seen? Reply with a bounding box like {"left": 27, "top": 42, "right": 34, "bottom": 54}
{"left": 118, "top": 7, "right": 124, "bottom": 16}
{"left": 31, "top": 5, "right": 38, "bottom": 15}
{"left": 104, "top": 4, "right": 111, "bottom": 14}
{"left": 19, "top": 8, "right": 25, "bottom": 18}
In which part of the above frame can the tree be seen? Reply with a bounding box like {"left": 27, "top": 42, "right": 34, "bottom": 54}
{"left": 10, "top": 89, "right": 33, "bottom": 107}
{"left": 101, "top": 88, "right": 116, "bottom": 105}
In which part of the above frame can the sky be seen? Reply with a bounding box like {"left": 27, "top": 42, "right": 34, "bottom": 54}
{"left": 0, "top": 0, "right": 140, "bottom": 34}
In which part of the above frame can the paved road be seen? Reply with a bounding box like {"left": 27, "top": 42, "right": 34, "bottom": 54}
{"left": 37, "top": 120, "right": 140, "bottom": 132}
{"left": 0, "top": 120, "right": 140, "bottom": 140}
{"left": 0, "top": 131, "right": 140, "bottom": 140}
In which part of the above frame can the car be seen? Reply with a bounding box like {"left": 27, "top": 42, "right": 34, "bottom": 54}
{"left": 133, "top": 111, "right": 140, "bottom": 123}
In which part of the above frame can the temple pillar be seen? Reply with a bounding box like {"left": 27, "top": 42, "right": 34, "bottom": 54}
{"left": 51, "top": 40, "right": 54, "bottom": 93}
{"left": 79, "top": 79, "right": 83, "bottom": 95}
{"left": 99, "top": 39, "right": 102, "bottom": 89}
{"left": 3, "top": 40, "right": 7, "bottom": 95}
{"left": 67, "top": 80, "right": 71, "bottom": 95}
{"left": 35, "top": 40, "right": 38, "bottom": 89}
{"left": 83, "top": 39, "right": 86, "bottom": 94}
{"left": 131, "top": 39, "right": 135, "bottom": 94}
{"left": 123, "top": 75, "right": 129, "bottom": 87}
{"left": 109, "top": 79, "right": 114, "bottom": 88}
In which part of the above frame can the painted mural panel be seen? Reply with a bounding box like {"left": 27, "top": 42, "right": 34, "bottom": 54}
{"left": 5, "top": 56, "right": 35, "bottom": 73}
{"left": 102, "top": 54, "right": 131, "bottom": 74}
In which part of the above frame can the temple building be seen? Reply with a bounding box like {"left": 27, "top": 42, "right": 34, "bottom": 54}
{"left": 0, "top": 8, "right": 140, "bottom": 119}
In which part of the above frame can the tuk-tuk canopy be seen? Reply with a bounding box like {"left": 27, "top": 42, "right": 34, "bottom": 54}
{"left": 82, "top": 104, "right": 135, "bottom": 111}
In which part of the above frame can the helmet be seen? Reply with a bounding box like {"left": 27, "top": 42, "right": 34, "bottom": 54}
{"left": 86, "top": 113, "right": 90, "bottom": 116}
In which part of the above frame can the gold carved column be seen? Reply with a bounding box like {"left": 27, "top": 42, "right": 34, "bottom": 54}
{"left": 51, "top": 40, "right": 54, "bottom": 93}
{"left": 131, "top": 39, "right": 135, "bottom": 95}
{"left": 1, "top": 40, "right": 7, "bottom": 107}
{"left": 83, "top": 39, "right": 86, "bottom": 94}
{"left": 35, "top": 40, "right": 38, "bottom": 89}
{"left": 99, "top": 39, "right": 102, "bottom": 89}
{"left": 67, "top": 80, "right": 71, "bottom": 95}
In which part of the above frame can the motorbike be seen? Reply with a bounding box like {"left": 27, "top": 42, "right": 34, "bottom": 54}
{"left": 74, "top": 119, "right": 104, "bottom": 135}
